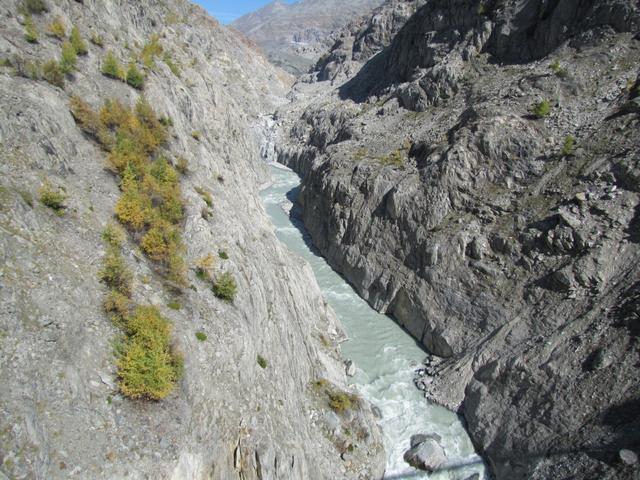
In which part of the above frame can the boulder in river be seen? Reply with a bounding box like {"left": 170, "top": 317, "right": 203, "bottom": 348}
{"left": 410, "top": 433, "right": 441, "bottom": 448}
{"left": 345, "top": 359, "right": 356, "bottom": 376}
{"left": 403, "top": 434, "right": 447, "bottom": 472}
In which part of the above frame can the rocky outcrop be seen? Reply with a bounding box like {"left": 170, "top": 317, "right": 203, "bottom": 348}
{"left": 276, "top": 0, "right": 640, "bottom": 477}
{"left": 311, "top": 0, "right": 426, "bottom": 83}
{"left": 340, "top": 0, "right": 640, "bottom": 109}
{"left": 231, "top": 0, "right": 385, "bottom": 75}
{"left": 0, "top": 1, "right": 384, "bottom": 479}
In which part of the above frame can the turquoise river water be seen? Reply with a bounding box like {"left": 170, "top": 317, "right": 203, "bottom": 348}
{"left": 260, "top": 164, "right": 486, "bottom": 480}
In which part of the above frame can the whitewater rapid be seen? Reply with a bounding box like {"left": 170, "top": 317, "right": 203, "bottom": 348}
{"left": 260, "top": 163, "right": 486, "bottom": 480}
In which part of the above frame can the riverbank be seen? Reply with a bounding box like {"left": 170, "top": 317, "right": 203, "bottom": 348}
{"left": 261, "top": 163, "right": 486, "bottom": 479}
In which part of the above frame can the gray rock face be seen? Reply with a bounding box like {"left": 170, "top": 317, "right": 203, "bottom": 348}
{"left": 340, "top": 0, "right": 640, "bottom": 109}
{"left": 312, "top": 0, "right": 426, "bottom": 83}
{"left": 0, "top": 1, "right": 384, "bottom": 479}
{"left": 275, "top": 0, "right": 640, "bottom": 478}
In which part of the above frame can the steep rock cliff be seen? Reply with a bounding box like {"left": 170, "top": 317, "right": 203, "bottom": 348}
{"left": 0, "top": 1, "right": 385, "bottom": 479}
{"left": 276, "top": 0, "right": 640, "bottom": 477}
{"left": 311, "top": 0, "right": 427, "bottom": 83}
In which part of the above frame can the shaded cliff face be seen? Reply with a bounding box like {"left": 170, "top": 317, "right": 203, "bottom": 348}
{"left": 310, "top": 0, "right": 427, "bottom": 83}
{"left": 0, "top": 1, "right": 385, "bottom": 479}
{"left": 231, "top": 0, "right": 384, "bottom": 75}
{"left": 276, "top": 0, "right": 640, "bottom": 477}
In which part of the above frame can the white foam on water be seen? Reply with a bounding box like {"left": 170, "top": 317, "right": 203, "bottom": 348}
{"left": 260, "top": 165, "right": 487, "bottom": 480}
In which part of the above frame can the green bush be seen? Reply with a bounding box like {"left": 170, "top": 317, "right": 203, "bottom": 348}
{"left": 69, "top": 95, "right": 112, "bottom": 146}
{"left": 103, "top": 289, "right": 130, "bottom": 325}
{"left": 195, "top": 186, "right": 212, "bottom": 207}
{"left": 328, "top": 390, "right": 360, "bottom": 413}
{"left": 532, "top": 100, "right": 551, "bottom": 118}
{"left": 70, "top": 26, "right": 88, "bottom": 55}
{"left": 218, "top": 250, "right": 228, "bottom": 260}
{"left": 102, "top": 222, "right": 126, "bottom": 248}
{"left": 42, "top": 59, "right": 64, "bottom": 87}
{"left": 38, "top": 181, "right": 66, "bottom": 211}
{"left": 90, "top": 33, "right": 104, "bottom": 47}
{"left": 191, "top": 130, "right": 201, "bottom": 141}
{"left": 99, "top": 246, "right": 133, "bottom": 297}
{"left": 60, "top": 41, "right": 77, "bottom": 73}
{"left": 213, "top": 272, "right": 237, "bottom": 302}
{"left": 140, "top": 223, "right": 172, "bottom": 260}
{"left": 47, "top": 15, "right": 66, "bottom": 39}
{"left": 21, "top": 0, "right": 48, "bottom": 14}
{"left": 140, "top": 35, "right": 163, "bottom": 69}
{"left": 117, "top": 306, "right": 183, "bottom": 400}
{"left": 24, "top": 15, "right": 38, "bottom": 43}
{"left": 167, "top": 301, "right": 181, "bottom": 310}
{"left": 194, "top": 253, "right": 214, "bottom": 281}
{"left": 561, "top": 135, "right": 575, "bottom": 157}
{"left": 126, "top": 64, "right": 144, "bottom": 89}
{"left": 195, "top": 331, "right": 207, "bottom": 341}
{"left": 549, "top": 60, "right": 567, "bottom": 78}
{"left": 257, "top": 355, "right": 267, "bottom": 369}
{"left": 101, "top": 51, "right": 124, "bottom": 80}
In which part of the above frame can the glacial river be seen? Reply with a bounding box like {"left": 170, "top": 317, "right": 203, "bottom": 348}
{"left": 261, "top": 164, "right": 486, "bottom": 479}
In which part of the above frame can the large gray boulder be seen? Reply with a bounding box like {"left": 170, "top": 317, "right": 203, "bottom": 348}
{"left": 403, "top": 435, "right": 447, "bottom": 472}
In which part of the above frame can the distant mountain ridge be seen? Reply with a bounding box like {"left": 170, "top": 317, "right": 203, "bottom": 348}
{"left": 232, "top": 0, "right": 384, "bottom": 74}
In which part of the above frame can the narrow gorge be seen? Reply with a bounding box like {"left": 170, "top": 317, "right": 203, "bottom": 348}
{"left": 272, "top": 0, "right": 640, "bottom": 478}
{"left": 0, "top": 0, "right": 639, "bottom": 479}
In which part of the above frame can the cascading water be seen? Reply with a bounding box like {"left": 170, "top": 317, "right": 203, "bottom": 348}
{"left": 260, "top": 163, "right": 487, "bottom": 480}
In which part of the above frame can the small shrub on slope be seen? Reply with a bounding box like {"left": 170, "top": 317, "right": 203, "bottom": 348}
{"left": 561, "top": 135, "right": 575, "bottom": 157}
{"left": 42, "top": 60, "right": 64, "bottom": 87}
{"left": 24, "top": 15, "right": 38, "bottom": 43}
{"left": 60, "top": 41, "right": 77, "bottom": 73}
{"left": 532, "top": 100, "right": 551, "bottom": 118}
{"left": 126, "top": 64, "right": 144, "bottom": 89}
{"left": 38, "top": 181, "right": 66, "bottom": 211}
{"left": 47, "top": 16, "right": 66, "bottom": 39}
{"left": 70, "top": 26, "right": 88, "bottom": 55}
{"left": 213, "top": 272, "right": 237, "bottom": 302}
{"left": 101, "top": 51, "right": 124, "bottom": 80}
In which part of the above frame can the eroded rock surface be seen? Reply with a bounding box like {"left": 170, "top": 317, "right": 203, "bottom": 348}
{"left": 276, "top": 0, "right": 640, "bottom": 477}
{"left": 0, "top": 1, "right": 384, "bottom": 479}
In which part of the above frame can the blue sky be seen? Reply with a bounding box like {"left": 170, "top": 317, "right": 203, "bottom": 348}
{"left": 194, "top": 0, "right": 295, "bottom": 24}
